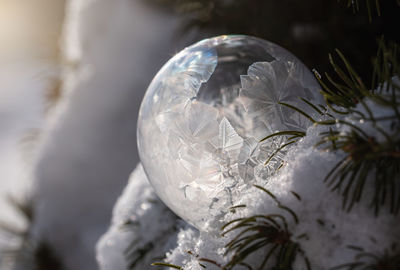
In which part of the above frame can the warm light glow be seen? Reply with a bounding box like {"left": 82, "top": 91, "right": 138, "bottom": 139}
{"left": 0, "top": 0, "right": 64, "bottom": 60}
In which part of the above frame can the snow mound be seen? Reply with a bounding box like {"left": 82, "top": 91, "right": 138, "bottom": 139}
{"left": 98, "top": 93, "right": 400, "bottom": 269}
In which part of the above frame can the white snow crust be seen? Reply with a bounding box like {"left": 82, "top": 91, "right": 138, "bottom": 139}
{"left": 96, "top": 164, "right": 179, "bottom": 270}
{"left": 98, "top": 94, "right": 400, "bottom": 269}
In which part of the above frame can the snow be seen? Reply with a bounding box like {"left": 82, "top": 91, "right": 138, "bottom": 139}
{"left": 98, "top": 92, "right": 399, "bottom": 269}
{"left": 96, "top": 164, "right": 179, "bottom": 270}
{"left": 0, "top": 0, "right": 64, "bottom": 266}
{"left": 0, "top": 61, "right": 54, "bottom": 262}
{"left": 164, "top": 96, "right": 400, "bottom": 269}
{"left": 0, "top": 0, "right": 63, "bottom": 215}
{"left": 30, "top": 0, "right": 187, "bottom": 269}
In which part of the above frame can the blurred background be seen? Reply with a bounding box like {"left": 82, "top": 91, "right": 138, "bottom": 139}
{"left": 0, "top": 0, "right": 398, "bottom": 269}
{"left": 0, "top": 0, "right": 64, "bottom": 238}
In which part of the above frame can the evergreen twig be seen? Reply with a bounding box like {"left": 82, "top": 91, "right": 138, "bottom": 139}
{"left": 343, "top": 0, "right": 382, "bottom": 21}
{"left": 0, "top": 196, "right": 64, "bottom": 270}
{"left": 315, "top": 41, "right": 400, "bottom": 215}
{"left": 220, "top": 185, "right": 308, "bottom": 270}
{"left": 331, "top": 244, "right": 400, "bottom": 270}
{"left": 261, "top": 40, "right": 400, "bottom": 216}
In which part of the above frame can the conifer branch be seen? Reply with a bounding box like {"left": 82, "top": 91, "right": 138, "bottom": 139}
{"left": 220, "top": 186, "right": 308, "bottom": 270}
{"left": 122, "top": 201, "right": 179, "bottom": 269}
{"left": 343, "top": 0, "right": 382, "bottom": 21}
{"left": 0, "top": 196, "right": 64, "bottom": 270}
{"left": 260, "top": 39, "right": 400, "bottom": 216}
{"left": 315, "top": 41, "right": 400, "bottom": 215}
{"left": 331, "top": 244, "right": 400, "bottom": 270}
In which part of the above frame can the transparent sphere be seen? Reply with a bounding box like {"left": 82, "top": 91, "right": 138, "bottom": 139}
{"left": 137, "top": 35, "right": 323, "bottom": 229}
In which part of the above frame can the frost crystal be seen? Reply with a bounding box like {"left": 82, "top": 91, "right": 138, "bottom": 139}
{"left": 137, "top": 35, "right": 323, "bottom": 229}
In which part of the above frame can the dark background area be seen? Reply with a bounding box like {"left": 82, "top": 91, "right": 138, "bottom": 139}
{"left": 146, "top": 0, "right": 400, "bottom": 84}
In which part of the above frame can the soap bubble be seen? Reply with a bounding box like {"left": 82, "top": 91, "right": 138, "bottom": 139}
{"left": 137, "top": 35, "right": 323, "bottom": 229}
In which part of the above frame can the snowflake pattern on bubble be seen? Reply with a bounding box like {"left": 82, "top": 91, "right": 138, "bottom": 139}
{"left": 137, "top": 35, "right": 323, "bottom": 229}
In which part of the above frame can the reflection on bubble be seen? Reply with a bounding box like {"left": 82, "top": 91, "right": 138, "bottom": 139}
{"left": 138, "top": 35, "right": 322, "bottom": 229}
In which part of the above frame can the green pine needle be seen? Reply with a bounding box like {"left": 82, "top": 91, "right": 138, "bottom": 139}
{"left": 343, "top": 0, "right": 382, "bottom": 21}
{"left": 151, "top": 262, "right": 183, "bottom": 269}
{"left": 220, "top": 186, "right": 308, "bottom": 270}
{"left": 331, "top": 244, "right": 400, "bottom": 269}
{"left": 315, "top": 40, "right": 400, "bottom": 215}
{"left": 263, "top": 39, "right": 400, "bottom": 216}
{"left": 0, "top": 196, "right": 64, "bottom": 270}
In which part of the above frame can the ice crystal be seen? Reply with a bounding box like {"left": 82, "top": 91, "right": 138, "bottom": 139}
{"left": 137, "top": 35, "right": 322, "bottom": 229}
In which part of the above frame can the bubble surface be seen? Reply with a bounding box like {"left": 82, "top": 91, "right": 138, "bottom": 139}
{"left": 137, "top": 35, "right": 322, "bottom": 228}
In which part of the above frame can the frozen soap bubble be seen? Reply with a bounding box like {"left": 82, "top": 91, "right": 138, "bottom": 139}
{"left": 137, "top": 35, "right": 323, "bottom": 229}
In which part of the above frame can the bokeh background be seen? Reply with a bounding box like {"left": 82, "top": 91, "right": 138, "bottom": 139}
{"left": 0, "top": 0, "right": 398, "bottom": 269}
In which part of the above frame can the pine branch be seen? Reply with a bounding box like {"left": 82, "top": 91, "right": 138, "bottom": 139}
{"left": 122, "top": 200, "right": 179, "bottom": 270}
{"left": 219, "top": 185, "right": 308, "bottom": 270}
{"left": 151, "top": 262, "right": 183, "bottom": 269}
{"left": 0, "top": 196, "right": 64, "bottom": 270}
{"left": 44, "top": 77, "right": 63, "bottom": 113}
{"left": 331, "top": 244, "right": 400, "bottom": 270}
{"left": 342, "top": 0, "right": 381, "bottom": 21}
{"left": 259, "top": 39, "right": 400, "bottom": 216}
{"left": 342, "top": 0, "right": 400, "bottom": 21}
{"left": 315, "top": 40, "right": 400, "bottom": 215}
{"left": 151, "top": 186, "right": 308, "bottom": 270}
